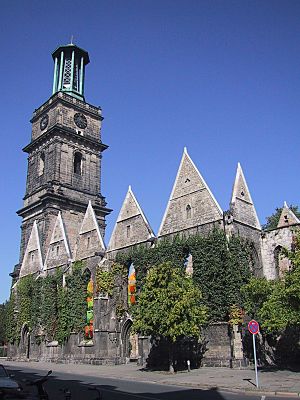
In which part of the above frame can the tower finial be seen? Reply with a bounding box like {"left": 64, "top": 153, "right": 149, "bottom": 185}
{"left": 52, "top": 42, "right": 89, "bottom": 100}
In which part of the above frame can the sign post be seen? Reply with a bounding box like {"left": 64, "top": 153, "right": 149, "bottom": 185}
{"left": 248, "top": 319, "right": 259, "bottom": 388}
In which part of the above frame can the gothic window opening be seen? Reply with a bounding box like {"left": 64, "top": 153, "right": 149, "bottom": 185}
{"left": 274, "top": 245, "right": 290, "bottom": 278}
{"left": 184, "top": 253, "right": 193, "bottom": 277}
{"left": 84, "top": 269, "right": 94, "bottom": 341}
{"left": 128, "top": 264, "right": 136, "bottom": 306}
{"left": 38, "top": 153, "right": 45, "bottom": 176}
{"left": 74, "top": 152, "right": 82, "bottom": 175}
{"left": 274, "top": 246, "right": 282, "bottom": 279}
{"left": 56, "top": 246, "right": 59, "bottom": 256}
{"left": 126, "top": 225, "right": 131, "bottom": 238}
{"left": 87, "top": 236, "right": 91, "bottom": 249}
{"left": 186, "top": 204, "right": 191, "bottom": 219}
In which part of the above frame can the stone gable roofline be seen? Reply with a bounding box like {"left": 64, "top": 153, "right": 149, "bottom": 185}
{"left": 230, "top": 162, "right": 261, "bottom": 230}
{"left": 79, "top": 201, "right": 106, "bottom": 250}
{"left": 231, "top": 163, "right": 254, "bottom": 204}
{"left": 44, "top": 212, "right": 72, "bottom": 271}
{"left": 107, "top": 186, "right": 155, "bottom": 251}
{"left": 125, "top": 186, "right": 155, "bottom": 237}
{"left": 277, "top": 201, "right": 300, "bottom": 228}
{"left": 19, "top": 221, "right": 44, "bottom": 278}
{"left": 33, "top": 221, "right": 44, "bottom": 267}
{"left": 158, "top": 147, "right": 223, "bottom": 236}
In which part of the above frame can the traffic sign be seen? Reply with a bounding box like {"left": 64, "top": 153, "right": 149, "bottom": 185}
{"left": 248, "top": 320, "right": 260, "bottom": 388}
{"left": 248, "top": 319, "right": 259, "bottom": 335}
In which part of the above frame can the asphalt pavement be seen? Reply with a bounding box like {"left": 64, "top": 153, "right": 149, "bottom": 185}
{"left": 2, "top": 360, "right": 300, "bottom": 398}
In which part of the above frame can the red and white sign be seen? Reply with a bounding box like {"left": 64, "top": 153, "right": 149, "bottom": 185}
{"left": 248, "top": 319, "right": 259, "bottom": 335}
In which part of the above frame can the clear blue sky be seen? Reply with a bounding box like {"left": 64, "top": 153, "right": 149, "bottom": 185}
{"left": 1, "top": 0, "right": 300, "bottom": 302}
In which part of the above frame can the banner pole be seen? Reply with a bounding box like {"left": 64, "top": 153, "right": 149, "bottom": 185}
{"left": 252, "top": 333, "right": 259, "bottom": 388}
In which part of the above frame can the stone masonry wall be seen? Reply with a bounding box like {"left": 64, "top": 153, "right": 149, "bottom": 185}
{"left": 262, "top": 226, "right": 298, "bottom": 279}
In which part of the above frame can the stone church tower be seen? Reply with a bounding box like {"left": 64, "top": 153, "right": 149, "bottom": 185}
{"left": 17, "top": 43, "right": 111, "bottom": 275}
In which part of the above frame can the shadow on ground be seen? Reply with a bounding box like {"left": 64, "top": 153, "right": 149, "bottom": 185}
{"left": 5, "top": 366, "right": 227, "bottom": 400}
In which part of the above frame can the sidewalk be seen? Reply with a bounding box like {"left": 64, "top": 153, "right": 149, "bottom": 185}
{"left": 2, "top": 360, "right": 300, "bottom": 397}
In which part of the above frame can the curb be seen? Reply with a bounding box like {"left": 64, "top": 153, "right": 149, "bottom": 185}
{"left": 156, "top": 380, "right": 300, "bottom": 397}
{"left": 90, "top": 374, "right": 300, "bottom": 398}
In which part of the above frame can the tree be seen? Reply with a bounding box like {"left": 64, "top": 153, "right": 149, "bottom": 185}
{"left": 283, "top": 232, "right": 300, "bottom": 268}
{"left": 263, "top": 205, "right": 300, "bottom": 230}
{"left": 132, "top": 262, "right": 207, "bottom": 372}
{"left": 241, "top": 231, "right": 300, "bottom": 333}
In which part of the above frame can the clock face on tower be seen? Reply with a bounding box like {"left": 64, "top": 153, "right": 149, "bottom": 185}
{"left": 40, "top": 114, "right": 49, "bottom": 130}
{"left": 74, "top": 113, "right": 87, "bottom": 129}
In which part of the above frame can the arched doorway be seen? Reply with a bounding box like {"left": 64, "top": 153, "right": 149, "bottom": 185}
{"left": 121, "top": 319, "right": 139, "bottom": 360}
{"left": 20, "top": 323, "right": 30, "bottom": 359}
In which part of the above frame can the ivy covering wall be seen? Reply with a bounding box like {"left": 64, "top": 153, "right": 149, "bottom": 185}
{"left": 116, "top": 229, "right": 253, "bottom": 322}
{"left": 5, "top": 229, "right": 254, "bottom": 345}
{"left": 5, "top": 262, "right": 89, "bottom": 345}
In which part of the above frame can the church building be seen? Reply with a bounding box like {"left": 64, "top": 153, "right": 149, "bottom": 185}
{"left": 8, "top": 43, "right": 299, "bottom": 366}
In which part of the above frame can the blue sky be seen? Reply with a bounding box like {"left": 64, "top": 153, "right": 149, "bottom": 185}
{"left": 1, "top": 0, "right": 300, "bottom": 302}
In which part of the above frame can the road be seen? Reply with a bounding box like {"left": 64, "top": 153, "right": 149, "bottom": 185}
{"left": 4, "top": 365, "right": 293, "bottom": 400}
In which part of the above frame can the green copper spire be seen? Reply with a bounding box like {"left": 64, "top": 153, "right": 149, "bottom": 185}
{"left": 52, "top": 43, "right": 90, "bottom": 101}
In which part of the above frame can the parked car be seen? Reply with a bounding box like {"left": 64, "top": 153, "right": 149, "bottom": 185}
{"left": 0, "top": 364, "right": 23, "bottom": 398}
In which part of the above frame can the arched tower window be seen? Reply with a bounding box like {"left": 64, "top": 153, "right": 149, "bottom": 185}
{"left": 38, "top": 152, "right": 45, "bottom": 176}
{"left": 274, "top": 246, "right": 282, "bottom": 279}
{"left": 74, "top": 152, "right": 82, "bottom": 175}
{"left": 186, "top": 204, "right": 191, "bottom": 219}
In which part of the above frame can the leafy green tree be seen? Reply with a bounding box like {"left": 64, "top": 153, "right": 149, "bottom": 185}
{"left": 259, "top": 269, "right": 300, "bottom": 332}
{"left": 132, "top": 262, "right": 207, "bottom": 372}
{"left": 283, "top": 232, "right": 300, "bottom": 268}
{"left": 263, "top": 205, "right": 300, "bottom": 230}
{"left": 242, "top": 271, "right": 300, "bottom": 333}
{"left": 241, "top": 231, "right": 300, "bottom": 333}
{"left": 241, "top": 277, "right": 277, "bottom": 320}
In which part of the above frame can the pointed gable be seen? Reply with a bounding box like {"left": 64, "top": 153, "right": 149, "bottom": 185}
{"left": 107, "top": 186, "right": 155, "bottom": 252}
{"left": 158, "top": 148, "right": 222, "bottom": 237}
{"left": 230, "top": 163, "right": 261, "bottom": 230}
{"left": 277, "top": 202, "right": 300, "bottom": 228}
{"left": 19, "top": 221, "right": 43, "bottom": 278}
{"left": 75, "top": 201, "right": 106, "bottom": 260}
{"left": 44, "top": 212, "right": 71, "bottom": 270}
